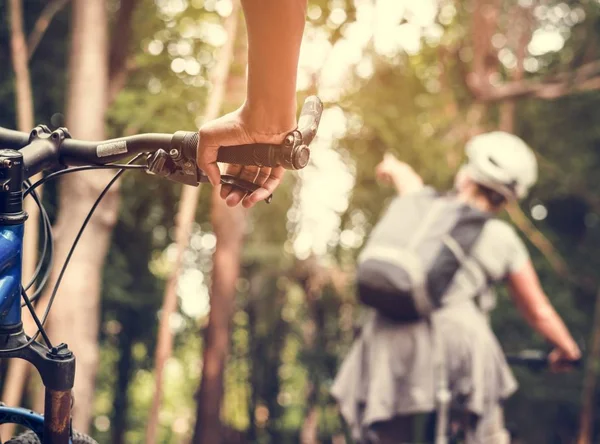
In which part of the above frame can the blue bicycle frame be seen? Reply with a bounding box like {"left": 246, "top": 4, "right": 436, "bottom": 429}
{"left": 0, "top": 141, "right": 76, "bottom": 444}
{"left": 0, "top": 225, "right": 25, "bottom": 328}
{"left": 0, "top": 406, "right": 44, "bottom": 438}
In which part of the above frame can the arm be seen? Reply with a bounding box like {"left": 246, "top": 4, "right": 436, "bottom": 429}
{"left": 507, "top": 260, "right": 581, "bottom": 364}
{"left": 241, "top": 0, "right": 306, "bottom": 134}
{"left": 197, "top": 0, "right": 307, "bottom": 208}
{"left": 375, "top": 153, "right": 424, "bottom": 196}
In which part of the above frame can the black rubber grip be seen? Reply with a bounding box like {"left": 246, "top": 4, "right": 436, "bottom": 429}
{"left": 506, "top": 352, "right": 582, "bottom": 370}
{"left": 174, "top": 131, "right": 284, "bottom": 169}
{"left": 216, "top": 143, "right": 281, "bottom": 167}
{"left": 506, "top": 355, "right": 548, "bottom": 367}
{"left": 172, "top": 131, "right": 199, "bottom": 161}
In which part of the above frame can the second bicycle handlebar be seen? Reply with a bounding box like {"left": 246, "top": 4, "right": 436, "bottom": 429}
{"left": 505, "top": 349, "right": 582, "bottom": 371}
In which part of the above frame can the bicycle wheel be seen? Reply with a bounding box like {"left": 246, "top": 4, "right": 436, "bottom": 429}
{"left": 5, "top": 430, "right": 98, "bottom": 444}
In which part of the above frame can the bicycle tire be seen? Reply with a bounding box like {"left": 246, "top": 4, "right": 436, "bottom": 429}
{"left": 5, "top": 430, "right": 98, "bottom": 444}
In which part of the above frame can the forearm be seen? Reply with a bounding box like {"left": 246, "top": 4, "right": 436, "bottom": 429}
{"left": 527, "top": 303, "right": 579, "bottom": 354}
{"left": 241, "top": 0, "right": 307, "bottom": 134}
{"left": 509, "top": 262, "right": 579, "bottom": 355}
{"left": 389, "top": 164, "right": 423, "bottom": 196}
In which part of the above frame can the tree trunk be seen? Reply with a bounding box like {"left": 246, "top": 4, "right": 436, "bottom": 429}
{"left": 27, "top": 0, "right": 70, "bottom": 60}
{"left": 297, "top": 258, "right": 328, "bottom": 444}
{"left": 246, "top": 280, "right": 258, "bottom": 444}
{"left": 8, "top": 0, "right": 39, "bottom": 291}
{"left": 577, "top": 287, "right": 600, "bottom": 444}
{"left": 8, "top": 0, "right": 34, "bottom": 132}
{"left": 144, "top": 5, "right": 241, "bottom": 443}
{"left": 192, "top": 192, "right": 247, "bottom": 444}
{"left": 40, "top": 0, "right": 113, "bottom": 433}
{"left": 1, "top": 1, "right": 42, "bottom": 439}
{"left": 301, "top": 402, "right": 319, "bottom": 444}
{"left": 111, "top": 310, "right": 135, "bottom": 444}
{"left": 498, "top": 4, "right": 532, "bottom": 133}
{"left": 107, "top": 0, "right": 137, "bottom": 106}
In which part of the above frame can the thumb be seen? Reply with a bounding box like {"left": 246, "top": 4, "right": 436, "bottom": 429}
{"left": 204, "top": 163, "right": 221, "bottom": 187}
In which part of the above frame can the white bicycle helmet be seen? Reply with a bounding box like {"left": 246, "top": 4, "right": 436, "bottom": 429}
{"left": 461, "top": 131, "right": 538, "bottom": 200}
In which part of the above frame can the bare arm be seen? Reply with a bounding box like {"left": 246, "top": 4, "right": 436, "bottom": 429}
{"left": 507, "top": 260, "right": 580, "bottom": 360}
{"left": 375, "top": 153, "right": 424, "bottom": 196}
{"left": 241, "top": 0, "right": 307, "bottom": 133}
{"left": 197, "top": 0, "right": 307, "bottom": 207}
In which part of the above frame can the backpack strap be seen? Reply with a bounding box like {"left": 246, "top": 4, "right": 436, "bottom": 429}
{"left": 427, "top": 206, "right": 490, "bottom": 307}
{"left": 455, "top": 214, "right": 497, "bottom": 313}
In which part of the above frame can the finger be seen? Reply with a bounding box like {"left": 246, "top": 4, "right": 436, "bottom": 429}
{"left": 240, "top": 166, "right": 272, "bottom": 206}
{"left": 225, "top": 166, "right": 260, "bottom": 207}
{"left": 243, "top": 166, "right": 285, "bottom": 208}
{"left": 221, "top": 163, "right": 243, "bottom": 199}
{"left": 204, "top": 163, "right": 221, "bottom": 187}
{"left": 254, "top": 167, "right": 273, "bottom": 188}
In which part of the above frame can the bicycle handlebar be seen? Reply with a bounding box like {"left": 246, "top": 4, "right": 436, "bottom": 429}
{"left": 505, "top": 349, "right": 582, "bottom": 371}
{"left": 0, "top": 96, "right": 324, "bottom": 198}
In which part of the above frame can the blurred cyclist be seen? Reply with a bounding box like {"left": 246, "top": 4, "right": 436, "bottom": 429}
{"left": 332, "top": 132, "right": 581, "bottom": 444}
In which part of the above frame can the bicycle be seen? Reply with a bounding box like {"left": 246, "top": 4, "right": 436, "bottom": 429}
{"left": 442, "top": 348, "right": 583, "bottom": 444}
{"left": 0, "top": 95, "right": 323, "bottom": 444}
{"left": 360, "top": 347, "right": 582, "bottom": 444}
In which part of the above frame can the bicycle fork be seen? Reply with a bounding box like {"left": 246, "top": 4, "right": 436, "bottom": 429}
{"left": 0, "top": 149, "right": 75, "bottom": 444}
{"left": 0, "top": 332, "right": 76, "bottom": 444}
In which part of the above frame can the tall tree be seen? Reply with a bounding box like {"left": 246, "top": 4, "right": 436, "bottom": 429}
{"left": 8, "top": 0, "right": 33, "bottom": 133}
{"left": 144, "top": 3, "right": 242, "bottom": 443}
{"left": 27, "top": 0, "right": 138, "bottom": 418}
{"left": 40, "top": 0, "right": 112, "bottom": 432}
{"left": 192, "top": 6, "right": 250, "bottom": 443}
{"left": 110, "top": 308, "right": 136, "bottom": 444}
{"left": 192, "top": 191, "right": 247, "bottom": 444}
{"left": 4, "top": 0, "right": 35, "bottom": 421}
{"left": 1, "top": 0, "right": 57, "bottom": 438}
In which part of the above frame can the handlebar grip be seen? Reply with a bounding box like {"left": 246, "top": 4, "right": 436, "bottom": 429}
{"left": 216, "top": 143, "right": 310, "bottom": 170}
{"left": 506, "top": 355, "right": 548, "bottom": 368}
{"left": 173, "top": 132, "right": 310, "bottom": 170}
{"left": 506, "top": 350, "right": 583, "bottom": 370}
{"left": 217, "top": 143, "right": 279, "bottom": 167}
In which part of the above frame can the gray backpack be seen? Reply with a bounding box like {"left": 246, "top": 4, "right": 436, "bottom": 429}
{"left": 356, "top": 188, "right": 490, "bottom": 322}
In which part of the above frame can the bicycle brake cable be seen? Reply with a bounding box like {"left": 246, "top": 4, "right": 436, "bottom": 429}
{"left": 22, "top": 181, "right": 52, "bottom": 295}
{"left": 24, "top": 164, "right": 147, "bottom": 198}
{"left": 30, "top": 154, "right": 146, "bottom": 343}
{"left": 5, "top": 155, "right": 146, "bottom": 351}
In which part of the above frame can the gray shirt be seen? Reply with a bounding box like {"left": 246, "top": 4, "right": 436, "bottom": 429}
{"left": 444, "top": 218, "right": 530, "bottom": 311}
{"left": 331, "top": 197, "right": 529, "bottom": 440}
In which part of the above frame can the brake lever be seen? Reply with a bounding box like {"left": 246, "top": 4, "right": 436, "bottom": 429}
{"left": 146, "top": 148, "right": 200, "bottom": 187}
{"left": 198, "top": 172, "right": 273, "bottom": 204}
{"left": 147, "top": 151, "right": 274, "bottom": 203}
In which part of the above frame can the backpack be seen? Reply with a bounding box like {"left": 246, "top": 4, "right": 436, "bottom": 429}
{"left": 356, "top": 187, "right": 491, "bottom": 322}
